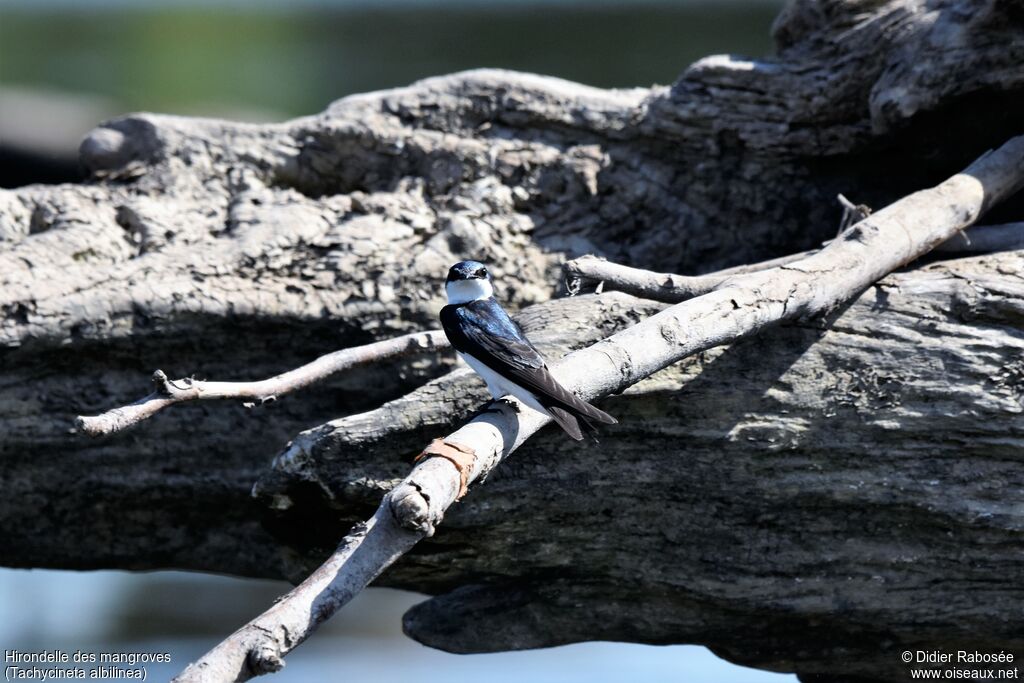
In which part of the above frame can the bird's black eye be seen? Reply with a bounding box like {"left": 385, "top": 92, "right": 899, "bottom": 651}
{"left": 476, "top": 268, "right": 487, "bottom": 278}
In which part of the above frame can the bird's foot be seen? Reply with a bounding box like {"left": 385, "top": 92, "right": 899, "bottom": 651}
{"left": 494, "top": 396, "right": 522, "bottom": 413}
{"left": 467, "top": 403, "right": 503, "bottom": 420}
{"left": 467, "top": 397, "right": 521, "bottom": 421}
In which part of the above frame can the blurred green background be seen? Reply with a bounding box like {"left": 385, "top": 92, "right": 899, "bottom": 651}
{"left": 0, "top": 1, "right": 780, "bottom": 118}
{"left": 0, "top": 0, "right": 782, "bottom": 186}
{"left": 0, "top": 1, "right": 797, "bottom": 681}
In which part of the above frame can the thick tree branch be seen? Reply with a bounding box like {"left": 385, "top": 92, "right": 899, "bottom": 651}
{"left": 173, "top": 506, "right": 423, "bottom": 681}
{"left": 75, "top": 330, "right": 449, "bottom": 437}
{"left": 175, "top": 135, "right": 1024, "bottom": 681}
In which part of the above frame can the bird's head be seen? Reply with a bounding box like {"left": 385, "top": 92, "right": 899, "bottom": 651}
{"left": 445, "top": 260, "right": 494, "bottom": 304}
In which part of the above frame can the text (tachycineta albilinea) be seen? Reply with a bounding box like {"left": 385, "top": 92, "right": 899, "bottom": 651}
{"left": 440, "top": 260, "right": 617, "bottom": 441}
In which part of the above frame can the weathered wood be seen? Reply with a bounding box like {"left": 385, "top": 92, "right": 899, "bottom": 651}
{"left": 173, "top": 131, "right": 1024, "bottom": 680}
{"left": 262, "top": 250, "right": 1024, "bottom": 682}
{"left": 564, "top": 223, "right": 1024, "bottom": 304}
{"left": 1, "top": 0, "right": 1023, "bottom": 680}
{"left": 75, "top": 330, "right": 449, "bottom": 437}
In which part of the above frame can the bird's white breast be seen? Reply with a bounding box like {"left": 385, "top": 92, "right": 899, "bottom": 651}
{"left": 445, "top": 279, "right": 494, "bottom": 304}
{"left": 459, "top": 352, "right": 550, "bottom": 416}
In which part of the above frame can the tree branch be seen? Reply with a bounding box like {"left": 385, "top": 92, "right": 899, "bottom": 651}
{"left": 172, "top": 504, "right": 424, "bottom": 681}
{"left": 935, "top": 222, "right": 1024, "bottom": 253}
{"left": 174, "top": 134, "right": 1024, "bottom": 681}
{"left": 567, "top": 221, "right": 1024, "bottom": 304}
{"left": 561, "top": 193, "right": 875, "bottom": 301}
{"left": 74, "top": 330, "right": 449, "bottom": 437}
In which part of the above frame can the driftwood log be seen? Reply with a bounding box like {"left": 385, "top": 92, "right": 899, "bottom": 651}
{"left": 2, "top": 0, "right": 1023, "bottom": 681}
{"left": 171, "top": 135, "right": 1024, "bottom": 682}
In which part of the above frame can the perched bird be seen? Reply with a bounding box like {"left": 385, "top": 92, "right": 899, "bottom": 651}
{"left": 440, "top": 260, "right": 617, "bottom": 441}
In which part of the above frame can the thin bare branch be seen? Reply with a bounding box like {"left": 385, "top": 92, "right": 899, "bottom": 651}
{"left": 562, "top": 255, "right": 730, "bottom": 303}
{"left": 560, "top": 193, "right": 872, "bottom": 301}
{"left": 562, "top": 246, "right": 823, "bottom": 304}
{"left": 75, "top": 330, "right": 450, "bottom": 437}
{"left": 935, "top": 222, "right": 1024, "bottom": 253}
{"left": 836, "top": 192, "right": 873, "bottom": 233}
{"left": 566, "top": 221, "right": 1024, "bottom": 304}
{"left": 174, "top": 135, "right": 1024, "bottom": 682}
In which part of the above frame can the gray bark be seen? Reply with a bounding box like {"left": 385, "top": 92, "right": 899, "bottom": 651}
{"left": 2, "top": 0, "right": 1024, "bottom": 680}
{"left": 255, "top": 251, "right": 1024, "bottom": 683}
{"left": 176, "top": 134, "right": 1024, "bottom": 682}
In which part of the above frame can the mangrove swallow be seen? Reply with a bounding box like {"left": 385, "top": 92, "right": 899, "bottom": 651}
{"left": 440, "top": 260, "right": 617, "bottom": 441}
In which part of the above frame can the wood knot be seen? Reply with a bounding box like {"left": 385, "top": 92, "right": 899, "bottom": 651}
{"left": 247, "top": 646, "right": 285, "bottom": 675}
{"left": 390, "top": 484, "right": 434, "bottom": 536}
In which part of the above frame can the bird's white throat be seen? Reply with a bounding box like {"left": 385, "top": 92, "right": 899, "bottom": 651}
{"left": 446, "top": 279, "right": 493, "bottom": 304}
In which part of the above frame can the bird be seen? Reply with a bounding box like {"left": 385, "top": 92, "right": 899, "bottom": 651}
{"left": 439, "top": 260, "right": 617, "bottom": 441}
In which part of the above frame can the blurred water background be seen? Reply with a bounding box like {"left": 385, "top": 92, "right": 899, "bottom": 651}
{"left": 0, "top": 0, "right": 784, "bottom": 186}
{"left": 0, "top": 1, "right": 797, "bottom": 680}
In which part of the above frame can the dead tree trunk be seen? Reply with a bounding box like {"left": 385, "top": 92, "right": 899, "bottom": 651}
{"left": 1, "top": 1, "right": 1023, "bottom": 681}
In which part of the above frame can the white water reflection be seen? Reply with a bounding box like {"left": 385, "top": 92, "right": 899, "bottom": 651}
{"left": 0, "top": 569, "right": 797, "bottom": 682}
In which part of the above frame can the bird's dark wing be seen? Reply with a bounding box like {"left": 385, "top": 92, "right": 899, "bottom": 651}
{"left": 441, "top": 299, "right": 545, "bottom": 371}
{"left": 440, "top": 299, "right": 617, "bottom": 432}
